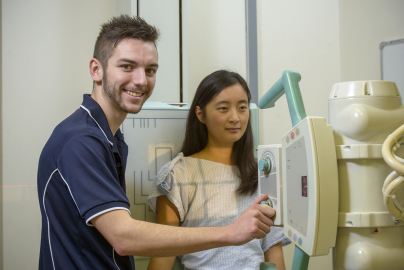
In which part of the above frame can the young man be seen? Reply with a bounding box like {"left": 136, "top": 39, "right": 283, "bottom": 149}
{"left": 37, "top": 15, "right": 275, "bottom": 269}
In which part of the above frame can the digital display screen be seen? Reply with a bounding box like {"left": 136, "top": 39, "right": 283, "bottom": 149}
{"left": 301, "top": 176, "right": 308, "bottom": 197}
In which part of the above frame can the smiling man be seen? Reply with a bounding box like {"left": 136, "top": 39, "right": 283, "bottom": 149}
{"left": 37, "top": 15, "right": 275, "bottom": 270}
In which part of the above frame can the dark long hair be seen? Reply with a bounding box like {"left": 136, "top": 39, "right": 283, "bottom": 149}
{"left": 181, "top": 70, "right": 258, "bottom": 195}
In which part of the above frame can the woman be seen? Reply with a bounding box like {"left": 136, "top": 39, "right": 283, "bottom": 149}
{"left": 148, "top": 70, "right": 288, "bottom": 270}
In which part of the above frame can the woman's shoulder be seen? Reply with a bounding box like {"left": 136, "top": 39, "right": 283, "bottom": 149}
{"left": 158, "top": 152, "right": 184, "bottom": 176}
{"left": 156, "top": 152, "right": 196, "bottom": 192}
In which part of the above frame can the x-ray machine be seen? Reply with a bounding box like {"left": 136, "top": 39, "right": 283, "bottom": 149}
{"left": 257, "top": 71, "right": 404, "bottom": 270}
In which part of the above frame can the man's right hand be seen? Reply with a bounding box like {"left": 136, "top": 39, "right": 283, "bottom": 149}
{"left": 224, "top": 194, "right": 275, "bottom": 245}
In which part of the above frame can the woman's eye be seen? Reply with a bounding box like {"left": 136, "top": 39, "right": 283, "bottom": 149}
{"left": 239, "top": 105, "right": 248, "bottom": 111}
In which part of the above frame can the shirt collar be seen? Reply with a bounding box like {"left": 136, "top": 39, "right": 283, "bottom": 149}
{"left": 80, "top": 94, "right": 118, "bottom": 146}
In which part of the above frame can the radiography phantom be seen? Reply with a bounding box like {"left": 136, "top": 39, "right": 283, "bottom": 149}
{"left": 258, "top": 71, "right": 404, "bottom": 270}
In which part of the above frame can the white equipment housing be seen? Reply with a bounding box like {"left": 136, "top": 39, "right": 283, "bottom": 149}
{"left": 329, "top": 81, "right": 404, "bottom": 269}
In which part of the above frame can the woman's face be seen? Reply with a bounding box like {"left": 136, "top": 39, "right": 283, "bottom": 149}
{"left": 196, "top": 83, "right": 250, "bottom": 148}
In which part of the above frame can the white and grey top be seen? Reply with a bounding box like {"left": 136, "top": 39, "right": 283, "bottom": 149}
{"left": 148, "top": 153, "right": 289, "bottom": 270}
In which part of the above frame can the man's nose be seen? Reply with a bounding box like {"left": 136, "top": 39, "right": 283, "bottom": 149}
{"left": 132, "top": 68, "right": 147, "bottom": 87}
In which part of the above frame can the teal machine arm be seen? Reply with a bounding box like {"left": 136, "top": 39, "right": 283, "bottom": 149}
{"left": 258, "top": 70, "right": 309, "bottom": 270}
{"left": 258, "top": 70, "right": 306, "bottom": 126}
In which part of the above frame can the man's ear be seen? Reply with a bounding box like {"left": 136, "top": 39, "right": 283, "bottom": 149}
{"left": 89, "top": 58, "right": 103, "bottom": 83}
{"left": 195, "top": 106, "right": 204, "bottom": 123}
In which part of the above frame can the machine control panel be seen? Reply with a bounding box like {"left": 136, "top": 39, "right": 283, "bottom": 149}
{"left": 257, "top": 144, "right": 283, "bottom": 226}
{"left": 282, "top": 116, "right": 338, "bottom": 256}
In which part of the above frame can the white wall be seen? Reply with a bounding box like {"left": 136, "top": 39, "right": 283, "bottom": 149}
{"left": 139, "top": 0, "right": 181, "bottom": 103}
{"left": 339, "top": 0, "right": 404, "bottom": 81}
{"left": 182, "top": 0, "right": 247, "bottom": 103}
{"left": 258, "top": 0, "right": 340, "bottom": 144}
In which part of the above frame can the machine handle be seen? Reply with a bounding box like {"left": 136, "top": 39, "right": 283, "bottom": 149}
{"left": 258, "top": 70, "right": 310, "bottom": 270}
{"left": 258, "top": 70, "right": 307, "bottom": 126}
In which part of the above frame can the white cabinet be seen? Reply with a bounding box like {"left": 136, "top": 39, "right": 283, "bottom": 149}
{"left": 138, "top": 0, "right": 181, "bottom": 103}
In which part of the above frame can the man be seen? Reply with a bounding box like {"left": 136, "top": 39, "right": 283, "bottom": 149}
{"left": 37, "top": 15, "right": 275, "bottom": 269}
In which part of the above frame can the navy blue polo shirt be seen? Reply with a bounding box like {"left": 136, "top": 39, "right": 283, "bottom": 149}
{"left": 37, "top": 94, "right": 135, "bottom": 269}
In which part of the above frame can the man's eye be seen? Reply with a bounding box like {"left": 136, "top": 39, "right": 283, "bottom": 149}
{"left": 146, "top": 68, "right": 157, "bottom": 76}
{"left": 121, "top": 65, "right": 133, "bottom": 71}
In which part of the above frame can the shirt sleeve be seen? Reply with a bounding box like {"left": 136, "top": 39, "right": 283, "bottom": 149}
{"left": 147, "top": 153, "right": 188, "bottom": 222}
{"left": 58, "top": 134, "right": 130, "bottom": 224}
{"left": 261, "top": 226, "right": 291, "bottom": 252}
